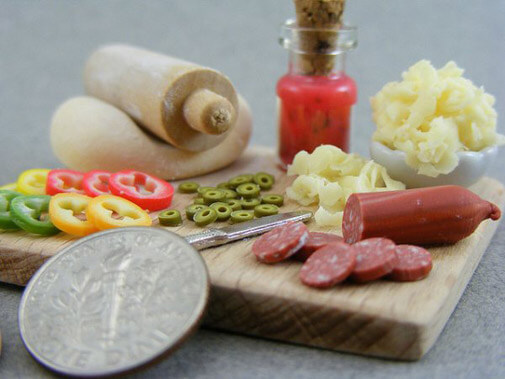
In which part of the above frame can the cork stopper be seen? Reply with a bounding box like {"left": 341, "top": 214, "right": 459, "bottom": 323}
{"left": 293, "top": 0, "right": 346, "bottom": 75}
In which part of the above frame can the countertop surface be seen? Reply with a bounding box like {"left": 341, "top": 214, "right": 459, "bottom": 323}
{"left": 1, "top": 1, "right": 504, "bottom": 378}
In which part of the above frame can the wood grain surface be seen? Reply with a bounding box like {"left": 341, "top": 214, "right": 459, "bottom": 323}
{"left": 1, "top": 146, "right": 504, "bottom": 360}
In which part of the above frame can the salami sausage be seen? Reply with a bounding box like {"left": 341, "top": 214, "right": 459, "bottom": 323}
{"left": 292, "top": 232, "right": 344, "bottom": 262}
{"left": 351, "top": 238, "right": 397, "bottom": 282}
{"left": 343, "top": 185, "right": 501, "bottom": 245}
{"left": 299, "top": 242, "right": 356, "bottom": 288}
{"left": 390, "top": 245, "right": 432, "bottom": 282}
{"left": 252, "top": 221, "right": 308, "bottom": 263}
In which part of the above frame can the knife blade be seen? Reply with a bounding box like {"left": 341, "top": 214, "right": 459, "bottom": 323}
{"left": 184, "top": 211, "right": 313, "bottom": 250}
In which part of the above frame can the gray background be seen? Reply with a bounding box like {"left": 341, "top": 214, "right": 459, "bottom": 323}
{"left": 1, "top": 0, "right": 504, "bottom": 378}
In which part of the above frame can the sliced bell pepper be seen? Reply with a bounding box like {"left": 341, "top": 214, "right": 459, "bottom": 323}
{"left": 49, "top": 193, "right": 97, "bottom": 236}
{"left": 85, "top": 195, "right": 152, "bottom": 230}
{"left": 46, "top": 169, "right": 85, "bottom": 195}
{"left": 0, "top": 189, "right": 23, "bottom": 229}
{"left": 10, "top": 195, "right": 60, "bottom": 235}
{"left": 0, "top": 182, "right": 18, "bottom": 191}
{"left": 82, "top": 170, "right": 112, "bottom": 197}
{"left": 108, "top": 170, "right": 174, "bottom": 211}
{"left": 17, "top": 169, "right": 50, "bottom": 195}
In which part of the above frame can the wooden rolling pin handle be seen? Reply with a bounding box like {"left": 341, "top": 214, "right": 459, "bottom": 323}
{"left": 183, "top": 89, "right": 236, "bottom": 135}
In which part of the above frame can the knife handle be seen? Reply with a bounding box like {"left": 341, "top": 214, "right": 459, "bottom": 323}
{"left": 184, "top": 228, "right": 228, "bottom": 250}
{"left": 184, "top": 211, "right": 313, "bottom": 251}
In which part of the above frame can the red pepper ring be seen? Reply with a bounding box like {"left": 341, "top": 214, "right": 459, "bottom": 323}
{"left": 82, "top": 170, "right": 112, "bottom": 197}
{"left": 108, "top": 170, "right": 174, "bottom": 211}
{"left": 45, "top": 169, "right": 85, "bottom": 195}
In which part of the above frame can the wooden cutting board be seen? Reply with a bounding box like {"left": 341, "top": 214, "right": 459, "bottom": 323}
{"left": 1, "top": 146, "right": 504, "bottom": 360}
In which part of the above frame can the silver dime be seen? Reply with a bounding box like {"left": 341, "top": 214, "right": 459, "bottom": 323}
{"left": 19, "top": 227, "right": 209, "bottom": 377}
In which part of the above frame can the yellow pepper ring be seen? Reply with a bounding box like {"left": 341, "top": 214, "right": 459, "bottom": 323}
{"left": 17, "top": 169, "right": 50, "bottom": 195}
{"left": 49, "top": 193, "right": 98, "bottom": 237}
{"left": 0, "top": 182, "right": 18, "bottom": 191}
{"left": 86, "top": 195, "right": 152, "bottom": 230}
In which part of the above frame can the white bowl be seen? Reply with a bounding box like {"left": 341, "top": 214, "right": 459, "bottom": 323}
{"left": 370, "top": 141, "right": 498, "bottom": 188}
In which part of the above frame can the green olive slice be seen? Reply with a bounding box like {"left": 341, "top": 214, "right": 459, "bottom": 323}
{"left": 197, "top": 186, "right": 216, "bottom": 195}
{"left": 253, "top": 172, "right": 275, "bottom": 190}
{"left": 202, "top": 189, "right": 226, "bottom": 204}
{"left": 241, "top": 198, "right": 261, "bottom": 210}
{"left": 226, "top": 199, "right": 242, "bottom": 211}
{"left": 228, "top": 174, "right": 254, "bottom": 189}
{"left": 222, "top": 188, "right": 238, "bottom": 199}
{"left": 194, "top": 208, "right": 218, "bottom": 226}
{"left": 158, "top": 209, "right": 183, "bottom": 226}
{"left": 217, "top": 182, "right": 230, "bottom": 189}
{"left": 236, "top": 183, "right": 261, "bottom": 199}
{"left": 254, "top": 204, "right": 279, "bottom": 218}
{"left": 210, "top": 202, "right": 233, "bottom": 221}
{"left": 178, "top": 181, "right": 200, "bottom": 193}
{"left": 261, "top": 194, "right": 284, "bottom": 206}
{"left": 230, "top": 210, "right": 254, "bottom": 224}
{"left": 193, "top": 196, "right": 205, "bottom": 205}
{"left": 193, "top": 197, "right": 205, "bottom": 205}
{"left": 185, "top": 204, "right": 209, "bottom": 221}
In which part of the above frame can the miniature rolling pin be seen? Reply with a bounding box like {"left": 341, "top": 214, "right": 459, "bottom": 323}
{"left": 50, "top": 96, "right": 252, "bottom": 180}
{"left": 84, "top": 44, "right": 239, "bottom": 152}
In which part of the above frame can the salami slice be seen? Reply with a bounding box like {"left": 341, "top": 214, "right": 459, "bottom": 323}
{"left": 351, "top": 238, "right": 397, "bottom": 282}
{"left": 293, "top": 232, "right": 344, "bottom": 262}
{"left": 342, "top": 193, "right": 365, "bottom": 244}
{"left": 390, "top": 245, "right": 432, "bottom": 281}
{"left": 252, "top": 221, "right": 308, "bottom": 263}
{"left": 300, "top": 242, "right": 356, "bottom": 288}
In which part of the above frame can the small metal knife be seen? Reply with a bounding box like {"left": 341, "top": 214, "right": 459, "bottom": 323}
{"left": 185, "top": 211, "right": 313, "bottom": 250}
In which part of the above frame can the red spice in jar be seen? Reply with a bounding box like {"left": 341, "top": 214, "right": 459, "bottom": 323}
{"left": 277, "top": 72, "right": 357, "bottom": 166}
{"left": 276, "top": 17, "right": 358, "bottom": 167}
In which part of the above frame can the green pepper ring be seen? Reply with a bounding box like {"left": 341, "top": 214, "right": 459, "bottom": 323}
{"left": 0, "top": 189, "right": 23, "bottom": 230}
{"left": 10, "top": 195, "right": 60, "bottom": 236}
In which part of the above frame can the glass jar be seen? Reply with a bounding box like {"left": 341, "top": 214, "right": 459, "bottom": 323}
{"left": 276, "top": 19, "right": 358, "bottom": 167}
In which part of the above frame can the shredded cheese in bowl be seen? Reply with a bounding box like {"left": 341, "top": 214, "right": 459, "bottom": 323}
{"left": 371, "top": 60, "right": 505, "bottom": 177}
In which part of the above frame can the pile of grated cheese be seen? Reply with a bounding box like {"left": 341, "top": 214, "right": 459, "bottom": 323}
{"left": 286, "top": 145, "right": 405, "bottom": 227}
